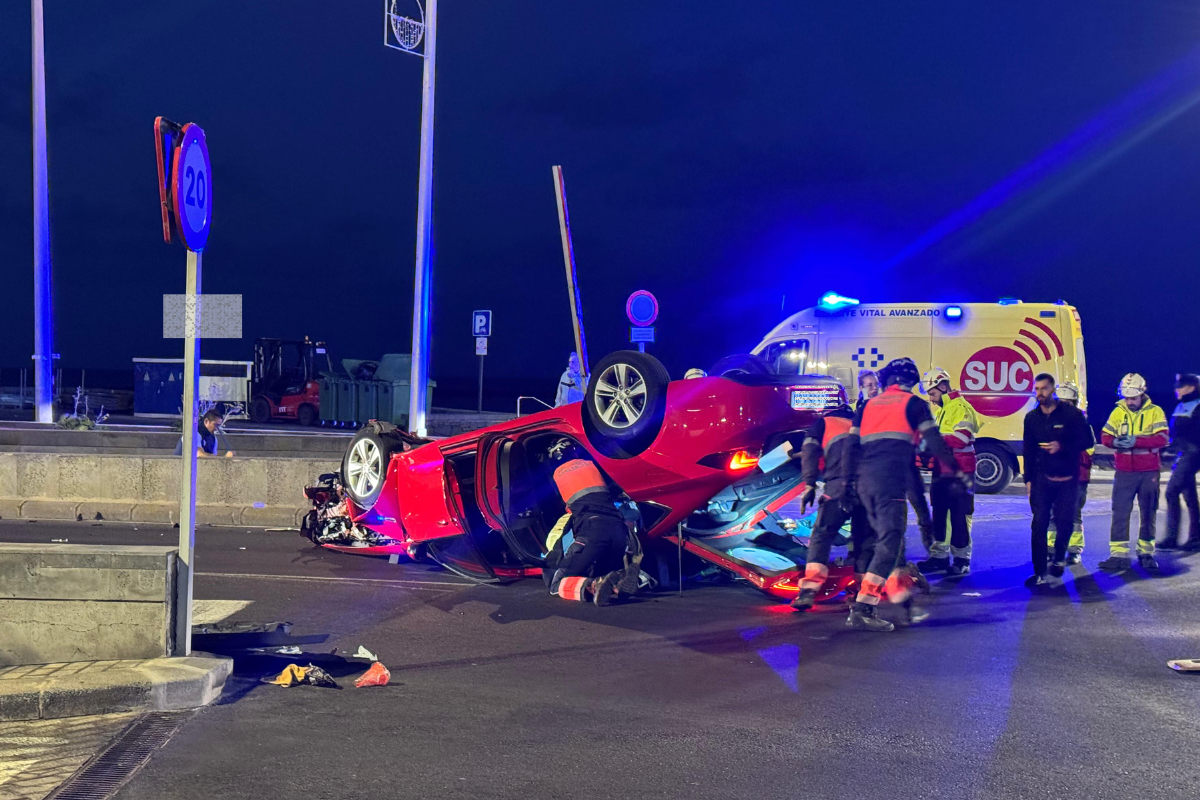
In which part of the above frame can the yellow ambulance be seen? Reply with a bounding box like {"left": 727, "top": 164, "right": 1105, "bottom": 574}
{"left": 751, "top": 299, "right": 1087, "bottom": 493}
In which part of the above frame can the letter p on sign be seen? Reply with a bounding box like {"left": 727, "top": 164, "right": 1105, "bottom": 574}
{"left": 473, "top": 310, "right": 492, "bottom": 338}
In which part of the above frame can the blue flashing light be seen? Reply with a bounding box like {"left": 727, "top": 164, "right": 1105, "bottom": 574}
{"left": 998, "top": 297, "right": 1021, "bottom": 305}
{"left": 945, "top": 305, "right": 963, "bottom": 320}
{"left": 818, "top": 291, "right": 860, "bottom": 312}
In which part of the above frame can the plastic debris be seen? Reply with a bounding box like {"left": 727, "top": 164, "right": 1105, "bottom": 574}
{"left": 51, "top": 538, "right": 68, "bottom": 543}
{"left": 1168, "top": 658, "right": 1200, "bottom": 672}
{"left": 354, "top": 662, "right": 391, "bottom": 688}
{"left": 275, "top": 646, "right": 302, "bottom": 655}
{"left": 238, "top": 547, "right": 246, "bottom": 550}
{"left": 264, "top": 663, "right": 339, "bottom": 688}
{"left": 353, "top": 646, "right": 378, "bottom": 661}
{"left": 962, "top": 592, "right": 982, "bottom": 597}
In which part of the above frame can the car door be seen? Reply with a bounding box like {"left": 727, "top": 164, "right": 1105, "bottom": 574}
{"left": 474, "top": 434, "right": 549, "bottom": 567}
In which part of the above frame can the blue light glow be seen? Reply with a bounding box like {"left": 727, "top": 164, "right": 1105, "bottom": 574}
{"left": 998, "top": 297, "right": 1020, "bottom": 306}
{"left": 818, "top": 291, "right": 860, "bottom": 311}
{"left": 945, "top": 305, "right": 963, "bottom": 319}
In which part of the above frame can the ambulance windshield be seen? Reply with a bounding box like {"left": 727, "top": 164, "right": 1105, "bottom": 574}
{"left": 762, "top": 339, "right": 811, "bottom": 376}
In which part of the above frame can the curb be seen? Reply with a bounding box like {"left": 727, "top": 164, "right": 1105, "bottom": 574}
{"left": 0, "top": 500, "right": 305, "bottom": 528}
{"left": 0, "top": 655, "right": 233, "bottom": 721}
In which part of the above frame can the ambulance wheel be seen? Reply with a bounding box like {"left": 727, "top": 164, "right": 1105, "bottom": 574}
{"left": 584, "top": 351, "right": 670, "bottom": 459}
{"left": 974, "top": 442, "right": 1014, "bottom": 494}
{"left": 341, "top": 427, "right": 402, "bottom": 509}
{"left": 249, "top": 397, "right": 273, "bottom": 424}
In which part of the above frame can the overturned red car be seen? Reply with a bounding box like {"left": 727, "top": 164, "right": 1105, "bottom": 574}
{"left": 302, "top": 350, "right": 855, "bottom": 601}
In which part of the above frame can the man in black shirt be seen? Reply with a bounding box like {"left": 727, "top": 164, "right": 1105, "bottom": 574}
{"left": 1023, "top": 373, "right": 1093, "bottom": 584}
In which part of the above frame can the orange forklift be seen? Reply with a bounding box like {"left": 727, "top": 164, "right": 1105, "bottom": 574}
{"left": 249, "top": 337, "right": 332, "bottom": 425}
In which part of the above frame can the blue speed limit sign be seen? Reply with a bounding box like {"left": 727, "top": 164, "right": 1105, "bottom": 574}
{"left": 172, "top": 123, "right": 212, "bottom": 251}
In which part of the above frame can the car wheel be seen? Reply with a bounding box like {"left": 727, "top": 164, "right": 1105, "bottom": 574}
{"left": 341, "top": 428, "right": 402, "bottom": 509}
{"left": 584, "top": 350, "right": 670, "bottom": 458}
{"left": 249, "top": 396, "right": 273, "bottom": 424}
{"left": 297, "top": 403, "right": 318, "bottom": 427}
{"left": 973, "top": 441, "right": 1014, "bottom": 494}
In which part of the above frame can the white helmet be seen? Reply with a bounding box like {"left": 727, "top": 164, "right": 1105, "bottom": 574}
{"left": 1118, "top": 373, "right": 1147, "bottom": 399}
{"left": 684, "top": 368, "right": 708, "bottom": 380}
{"left": 922, "top": 367, "right": 952, "bottom": 394}
{"left": 1056, "top": 381, "right": 1080, "bottom": 402}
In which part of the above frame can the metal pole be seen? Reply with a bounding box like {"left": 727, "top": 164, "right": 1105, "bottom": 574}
{"left": 173, "top": 249, "right": 202, "bottom": 657}
{"left": 31, "top": 0, "right": 54, "bottom": 424}
{"left": 477, "top": 354, "right": 484, "bottom": 413}
{"left": 552, "top": 166, "right": 590, "bottom": 381}
{"left": 407, "top": 0, "right": 437, "bottom": 437}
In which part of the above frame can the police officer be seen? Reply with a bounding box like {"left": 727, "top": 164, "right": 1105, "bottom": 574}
{"left": 918, "top": 367, "right": 981, "bottom": 576}
{"left": 1162, "top": 373, "right": 1200, "bottom": 551}
{"left": 792, "top": 385, "right": 874, "bottom": 611}
{"left": 849, "top": 358, "right": 964, "bottom": 631}
{"left": 543, "top": 440, "right": 638, "bottom": 605}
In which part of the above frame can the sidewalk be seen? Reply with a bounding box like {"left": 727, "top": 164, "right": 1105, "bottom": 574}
{"left": 0, "top": 656, "right": 231, "bottom": 722}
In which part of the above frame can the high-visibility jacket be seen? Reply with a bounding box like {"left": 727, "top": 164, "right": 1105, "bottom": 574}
{"left": 553, "top": 459, "right": 608, "bottom": 505}
{"left": 933, "top": 392, "right": 980, "bottom": 474}
{"left": 1101, "top": 399, "right": 1169, "bottom": 472}
{"left": 800, "top": 410, "right": 856, "bottom": 499}
{"left": 859, "top": 387, "right": 922, "bottom": 446}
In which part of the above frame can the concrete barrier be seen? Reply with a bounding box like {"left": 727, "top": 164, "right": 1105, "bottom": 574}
{"left": 0, "top": 452, "right": 337, "bottom": 527}
{"left": 0, "top": 543, "right": 178, "bottom": 666}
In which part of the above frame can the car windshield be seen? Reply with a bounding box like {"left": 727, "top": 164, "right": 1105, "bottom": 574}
{"left": 762, "top": 340, "right": 811, "bottom": 375}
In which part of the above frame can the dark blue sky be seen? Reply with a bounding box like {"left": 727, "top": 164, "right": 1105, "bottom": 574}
{"left": 2, "top": 1, "right": 1198, "bottom": 406}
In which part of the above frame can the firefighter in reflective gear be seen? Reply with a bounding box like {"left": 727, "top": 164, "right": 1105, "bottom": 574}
{"left": 917, "top": 367, "right": 980, "bottom": 576}
{"left": 1162, "top": 373, "right": 1200, "bottom": 551}
{"left": 849, "top": 358, "right": 964, "bottom": 631}
{"left": 543, "top": 442, "right": 638, "bottom": 605}
{"left": 1100, "top": 374, "right": 1169, "bottom": 572}
{"left": 1047, "top": 382, "right": 1093, "bottom": 564}
{"left": 792, "top": 386, "right": 874, "bottom": 611}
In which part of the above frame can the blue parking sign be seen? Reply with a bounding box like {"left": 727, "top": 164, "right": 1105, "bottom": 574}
{"left": 472, "top": 310, "right": 492, "bottom": 337}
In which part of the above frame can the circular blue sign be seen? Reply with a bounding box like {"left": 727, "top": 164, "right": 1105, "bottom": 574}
{"left": 626, "top": 290, "right": 659, "bottom": 327}
{"left": 172, "top": 124, "right": 212, "bottom": 251}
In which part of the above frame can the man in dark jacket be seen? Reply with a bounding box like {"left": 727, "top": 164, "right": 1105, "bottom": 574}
{"left": 1162, "top": 373, "right": 1200, "bottom": 551}
{"left": 1023, "top": 374, "right": 1093, "bottom": 584}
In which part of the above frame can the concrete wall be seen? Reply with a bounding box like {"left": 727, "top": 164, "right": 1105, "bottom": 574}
{"left": 0, "top": 453, "right": 337, "bottom": 527}
{"left": 0, "top": 543, "right": 177, "bottom": 666}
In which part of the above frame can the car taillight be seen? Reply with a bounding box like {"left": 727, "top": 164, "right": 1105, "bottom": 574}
{"left": 729, "top": 450, "right": 760, "bottom": 471}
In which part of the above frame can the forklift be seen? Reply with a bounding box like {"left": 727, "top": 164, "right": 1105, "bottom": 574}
{"left": 249, "top": 337, "right": 333, "bottom": 425}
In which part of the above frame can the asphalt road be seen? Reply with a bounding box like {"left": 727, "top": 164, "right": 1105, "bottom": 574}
{"left": 2, "top": 501, "right": 1199, "bottom": 800}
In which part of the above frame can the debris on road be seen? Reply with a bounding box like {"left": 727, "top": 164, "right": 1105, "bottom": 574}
{"left": 354, "top": 662, "right": 391, "bottom": 688}
{"left": 265, "top": 663, "right": 340, "bottom": 688}
{"left": 300, "top": 473, "right": 402, "bottom": 548}
{"left": 50, "top": 538, "right": 68, "bottom": 543}
{"left": 275, "top": 646, "right": 302, "bottom": 655}
{"left": 962, "top": 592, "right": 982, "bottom": 597}
{"left": 353, "top": 646, "right": 378, "bottom": 661}
{"left": 1168, "top": 658, "right": 1200, "bottom": 672}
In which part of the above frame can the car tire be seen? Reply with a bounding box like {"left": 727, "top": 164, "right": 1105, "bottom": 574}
{"left": 584, "top": 350, "right": 670, "bottom": 459}
{"left": 341, "top": 427, "right": 404, "bottom": 509}
{"left": 249, "top": 396, "right": 273, "bottom": 424}
{"left": 297, "top": 403, "right": 318, "bottom": 427}
{"left": 974, "top": 441, "right": 1014, "bottom": 494}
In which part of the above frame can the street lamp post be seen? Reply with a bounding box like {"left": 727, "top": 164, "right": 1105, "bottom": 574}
{"left": 385, "top": 0, "right": 437, "bottom": 437}
{"left": 31, "top": 0, "right": 55, "bottom": 423}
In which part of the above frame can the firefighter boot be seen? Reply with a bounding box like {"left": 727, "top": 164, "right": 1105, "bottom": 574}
{"left": 846, "top": 604, "right": 895, "bottom": 632}
{"left": 946, "top": 558, "right": 971, "bottom": 577}
{"left": 1138, "top": 553, "right": 1160, "bottom": 572}
{"left": 592, "top": 573, "right": 620, "bottom": 607}
{"left": 917, "top": 556, "right": 950, "bottom": 574}
{"left": 1099, "top": 555, "right": 1132, "bottom": 573}
{"left": 899, "top": 598, "right": 930, "bottom": 626}
{"left": 1158, "top": 536, "right": 1180, "bottom": 551}
{"left": 1065, "top": 552, "right": 1082, "bottom": 566}
{"left": 791, "top": 588, "right": 818, "bottom": 611}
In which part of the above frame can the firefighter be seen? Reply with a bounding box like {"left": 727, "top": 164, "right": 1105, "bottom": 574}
{"left": 917, "top": 367, "right": 980, "bottom": 576}
{"left": 792, "top": 385, "right": 874, "bottom": 611}
{"left": 1099, "top": 374, "right": 1170, "bottom": 572}
{"left": 1162, "top": 373, "right": 1200, "bottom": 551}
{"left": 543, "top": 440, "right": 638, "bottom": 605}
{"left": 849, "top": 358, "right": 965, "bottom": 631}
{"left": 1046, "top": 382, "right": 1093, "bottom": 564}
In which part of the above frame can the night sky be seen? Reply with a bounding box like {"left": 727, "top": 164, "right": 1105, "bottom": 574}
{"left": 2, "top": 1, "right": 1198, "bottom": 409}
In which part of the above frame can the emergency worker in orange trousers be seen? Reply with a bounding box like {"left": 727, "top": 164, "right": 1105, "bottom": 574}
{"left": 849, "top": 358, "right": 966, "bottom": 631}
{"left": 791, "top": 385, "right": 874, "bottom": 611}
{"left": 543, "top": 440, "right": 638, "bottom": 606}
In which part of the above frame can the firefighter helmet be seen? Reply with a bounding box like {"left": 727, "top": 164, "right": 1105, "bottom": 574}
{"left": 878, "top": 358, "right": 921, "bottom": 389}
{"left": 1118, "top": 373, "right": 1147, "bottom": 399}
{"left": 1056, "top": 381, "right": 1080, "bottom": 403}
{"left": 922, "top": 367, "right": 952, "bottom": 394}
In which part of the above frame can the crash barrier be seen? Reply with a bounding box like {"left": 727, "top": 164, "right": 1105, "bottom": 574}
{"left": 0, "top": 543, "right": 178, "bottom": 666}
{"left": 0, "top": 452, "right": 337, "bottom": 527}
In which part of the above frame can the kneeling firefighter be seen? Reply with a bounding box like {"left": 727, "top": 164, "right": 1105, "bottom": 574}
{"left": 850, "top": 358, "right": 966, "bottom": 631}
{"left": 792, "top": 385, "right": 875, "bottom": 611}
{"left": 543, "top": 440, "right": 641, "bottom": 606}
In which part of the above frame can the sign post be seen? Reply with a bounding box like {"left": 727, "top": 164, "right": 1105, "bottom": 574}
{"left": 552, "top": 166, "right": 589, "bottom": 381}
{"left": 473, "top": 310, "right": 491, "bottom": 413}
{"left": 156, "top": 119, "right": 212, "bottom": 657}
{"left": 626, "top": 290, "right": 659, "bottom": 353}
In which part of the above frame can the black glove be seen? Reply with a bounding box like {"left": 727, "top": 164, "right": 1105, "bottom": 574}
{"left": 800, "top": 486, "right": 817, "bottom": 515}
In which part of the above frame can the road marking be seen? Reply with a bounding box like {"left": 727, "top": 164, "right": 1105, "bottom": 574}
{"left": 192, "top": 599, "right": 253, "bottom": 624}
{"left": 195, "top": 572, "right": 474, "bottom": 590}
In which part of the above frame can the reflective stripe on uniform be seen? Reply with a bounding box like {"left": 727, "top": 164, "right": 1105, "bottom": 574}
{"left": 884, "top": 568, "right": 914, "bottom": 604}
{"left": 799, "top": 561, "right": 830, "bottom": 591}
{"left": 1137, "top": 538, "right": 1156, "bottom": 556}
{"left": 1110, "top": 540, "right": 1130, "bottom": 556}
{"left": 556, "top": 576, "right": 589, "bottom": 601}
{"left": 553, "top": 459, "right": 608, "bottom": 506}
{"left": 861, "top": 431, "right": 914, "bottom": 443}
{"left": 855, "top": 572, "right": 886, "bottom": 605}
